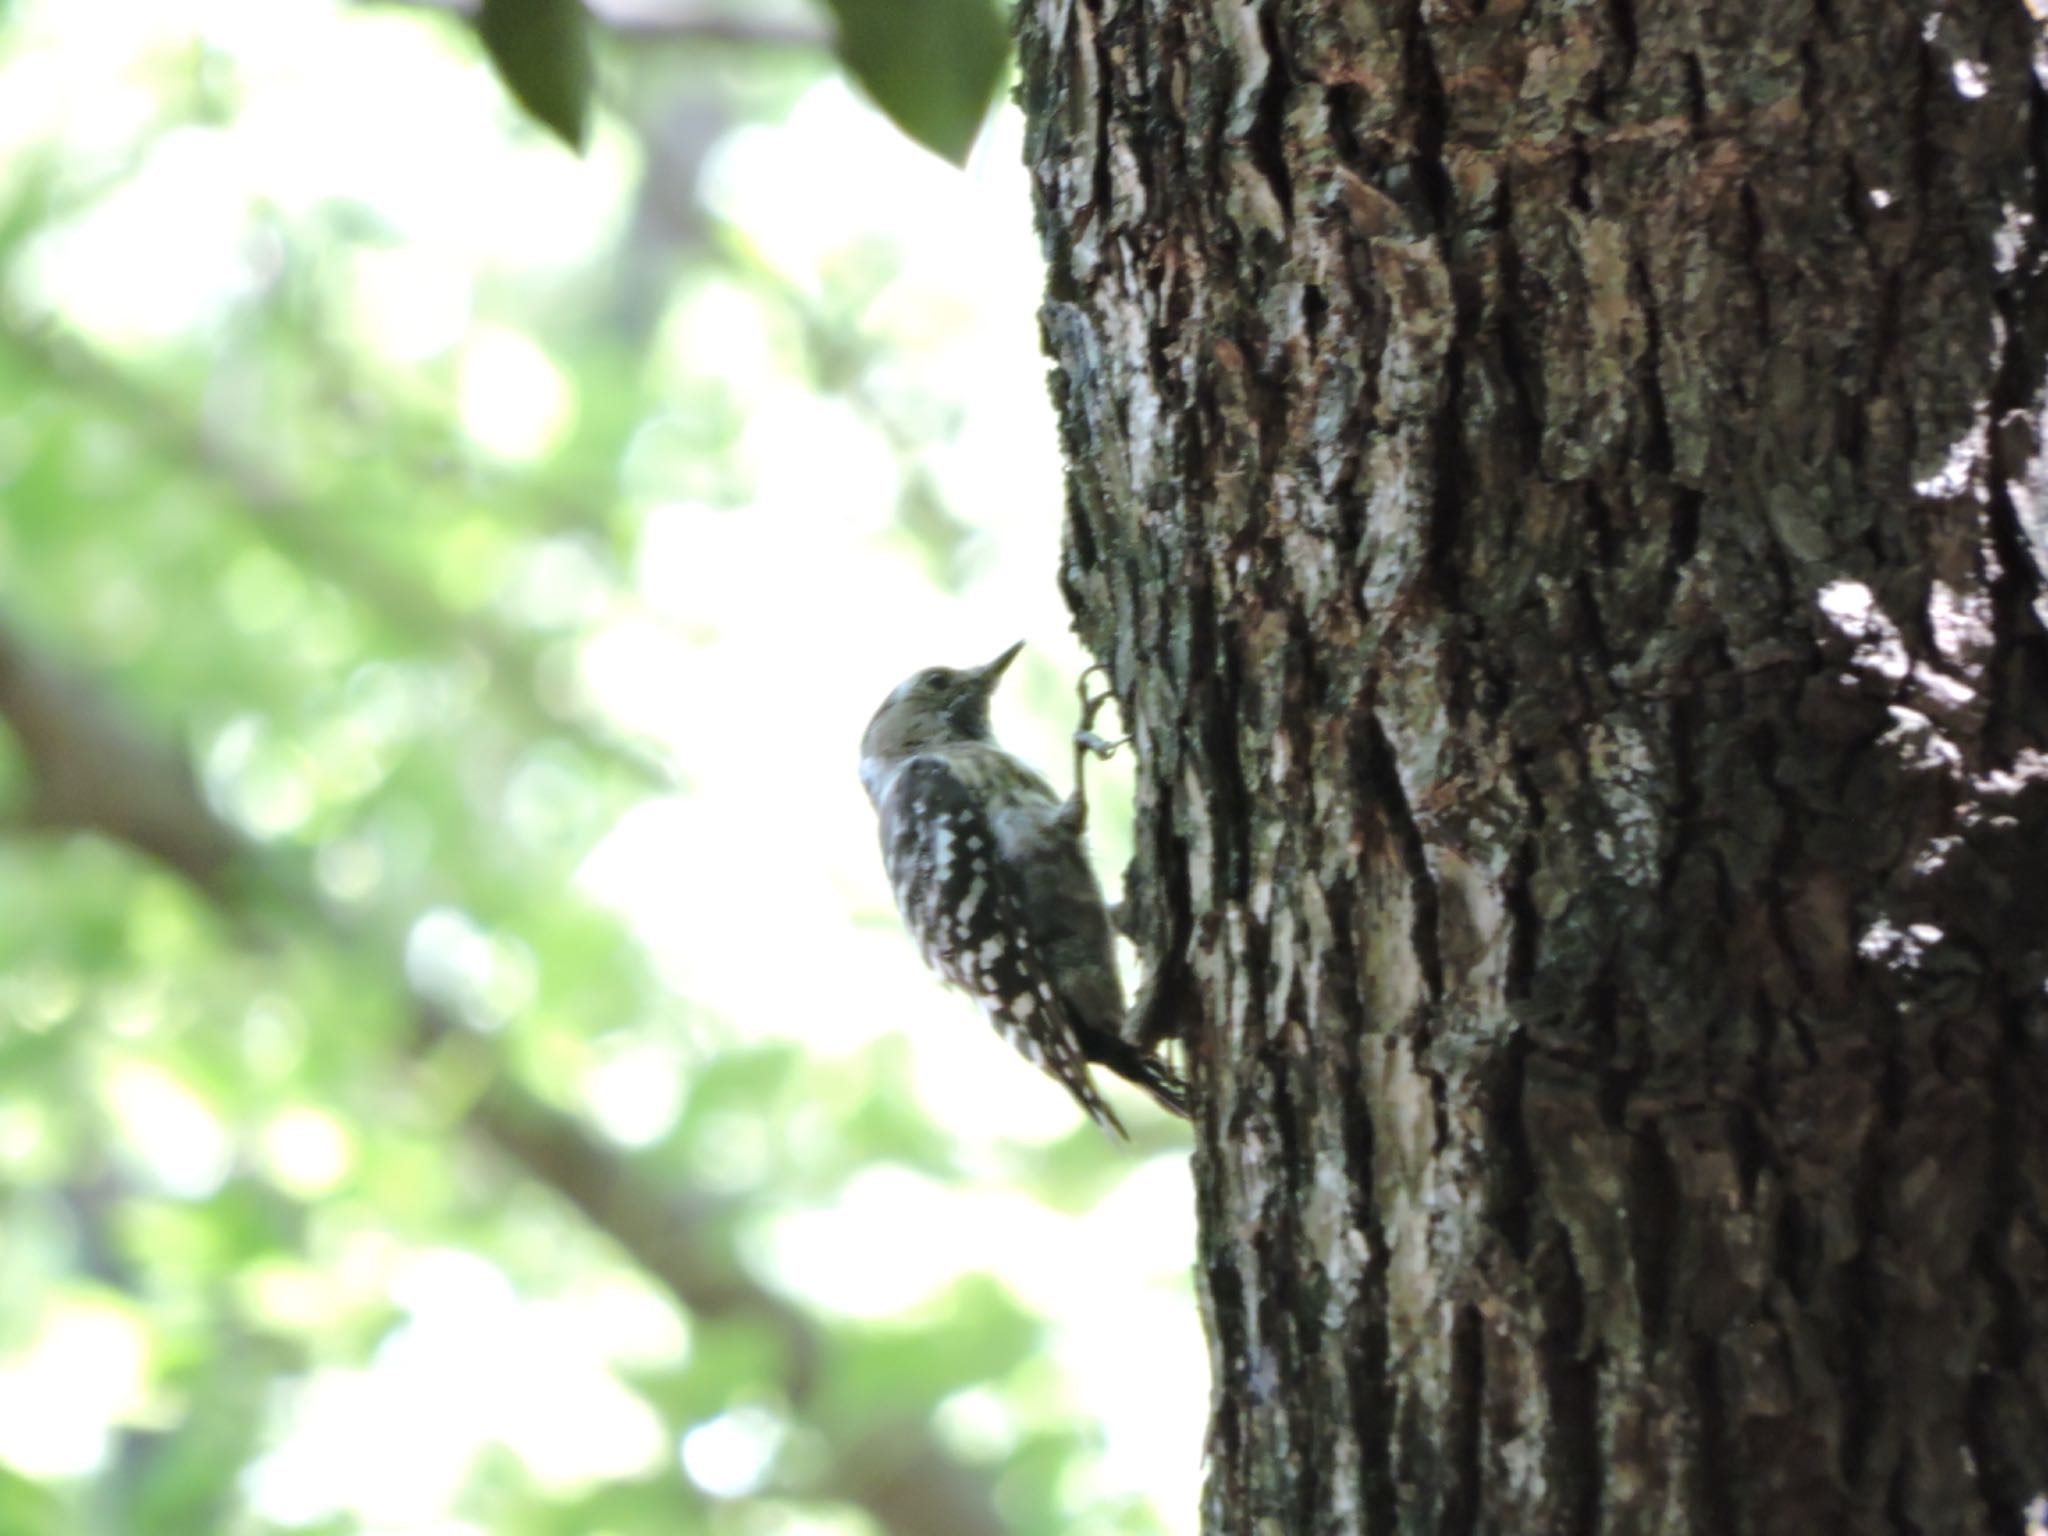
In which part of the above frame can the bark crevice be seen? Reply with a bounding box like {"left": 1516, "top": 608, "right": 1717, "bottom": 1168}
{"left": 1020, "top": 0, "right": 2048, "bottom": 1528}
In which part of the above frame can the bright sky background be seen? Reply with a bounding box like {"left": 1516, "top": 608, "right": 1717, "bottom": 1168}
{"left": 0, "top": 0, "right": 1206, "bottom": 1530}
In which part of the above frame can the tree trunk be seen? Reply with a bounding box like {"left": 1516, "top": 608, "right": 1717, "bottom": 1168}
{"left": 1017, "top": 1, "right": 2048, "bottom": 1531}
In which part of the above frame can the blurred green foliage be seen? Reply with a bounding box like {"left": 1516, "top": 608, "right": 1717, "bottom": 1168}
{"left": 0, "top": 2, "right": 1192, "bottom": 1535}
{"left": 475, "top": 0, "right": 1009, "bottom": 164}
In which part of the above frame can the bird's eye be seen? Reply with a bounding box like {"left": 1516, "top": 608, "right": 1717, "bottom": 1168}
{"left": 916, "top": 669, "right": 949, "bottom": 691}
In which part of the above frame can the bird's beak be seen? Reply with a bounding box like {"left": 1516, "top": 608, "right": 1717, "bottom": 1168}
{"left": 971, "top": 641, "right": 1025, "bottom": 692}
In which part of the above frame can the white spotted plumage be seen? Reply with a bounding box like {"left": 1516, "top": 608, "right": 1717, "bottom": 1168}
{"left": 861, "top": 645, "right": 1189, "bottom": 1134}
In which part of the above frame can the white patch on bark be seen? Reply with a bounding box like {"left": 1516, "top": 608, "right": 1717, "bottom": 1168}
{"left": 1370, "top": 1036, "right": 1443, "bottom": 1362}
{"left": 1912, "top": 664, "right": 1977, "bottom": 709}
{"left": 1994, "top": 201, "right": 2035, "bottom": 274}
{"left": 1588, "top": 720, "right": 1662, "bottom": 889}
{"left": 1106, "top": 296, "right": 1162, "bottom": 488}
{"left": 1978, "top": 748, "right": 2048, "bottom": 795}
{"left": 1858, "top": 916, "right": 1948, "bottom": 971}
{"left": 1912, "top": 406, "right": 1990, "bottom": 500}
{"left": 1182, "top": 761, "right": 1215, "bottom": 912}
{"left": 1500, "top": 1423, "right": 1549, "bottom": 1507}
{"left": 1927, "top": 580, "right": 1993, "bottom": 668}
{"left": 1307, "top": 1153, "right": 1370, "bottom": 1319}
{"left": 1227, "top": 0, "right": 1268, "bottom": 115}
{"left": 1881, "top": 705, "right": 1965, "bottom": 773}
{"left": 1817, "top": 579, "right": 1911, "bottom": 682}
{"left": 1817, "top": 578, "right": 1877, "bottom": 625}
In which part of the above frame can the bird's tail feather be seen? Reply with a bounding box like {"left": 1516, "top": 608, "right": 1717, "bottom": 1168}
{"left": 1084, "top": 1032, "right": 1191, "bottom": 1120}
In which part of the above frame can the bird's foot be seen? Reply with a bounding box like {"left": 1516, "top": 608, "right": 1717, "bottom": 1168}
{"left": 1074, "top": 665, "right": 1127, "bottom": 753}
{"left": 1070, "top": 664, "right": 1130, "bottom": 831}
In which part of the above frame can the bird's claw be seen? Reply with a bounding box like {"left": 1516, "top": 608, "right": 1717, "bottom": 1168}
{"left": 1074, "top": 664, "right": 1127, "bottom": 757}
{"left": 1075, "top": 727, "right": 1127, "bottom": 761}
{"left": 1070, "top": 664, "right": 1129, "bottom": 832}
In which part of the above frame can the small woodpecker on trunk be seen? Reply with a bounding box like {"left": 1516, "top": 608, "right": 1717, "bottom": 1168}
{"left": 859, "top": 642, "right": 1188, "bottom": 1134}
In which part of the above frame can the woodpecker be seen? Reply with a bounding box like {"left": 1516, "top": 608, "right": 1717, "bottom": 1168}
{"left": 860, "top": 643, "right": 1188, "bottom": 1134}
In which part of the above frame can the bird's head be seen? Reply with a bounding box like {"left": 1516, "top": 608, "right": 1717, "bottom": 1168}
{"left": 860, "top": 641, "right": 1023, "bottom": 794}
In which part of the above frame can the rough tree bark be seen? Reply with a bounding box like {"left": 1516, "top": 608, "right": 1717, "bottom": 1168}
{"left": 1018, "top": 1, "right": 2048, "bottom": 1531}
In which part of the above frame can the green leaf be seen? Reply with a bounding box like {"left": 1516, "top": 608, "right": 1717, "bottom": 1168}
{"left": 478, "top": 0, "right": 594, "bottom": 152}
{"left": 820, "top": 0, "right": 1009, "bottom": 165}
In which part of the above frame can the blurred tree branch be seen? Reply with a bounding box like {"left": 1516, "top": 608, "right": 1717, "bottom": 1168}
{"left": 0, "top": 611, "right": 244, "bottom": 898}
{"left": 361, "top": 0, "right": 832, "bottom": 50}
{"left": 0, "top": 317, "right": 678, "bottom": 793}
{"left": 0, "top": 606, "right": 1007, "bottom": 1536}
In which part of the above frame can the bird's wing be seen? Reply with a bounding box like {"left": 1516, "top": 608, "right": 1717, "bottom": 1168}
{"left": 881, "top": 755, "right": 1124, "bottom": 1136}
